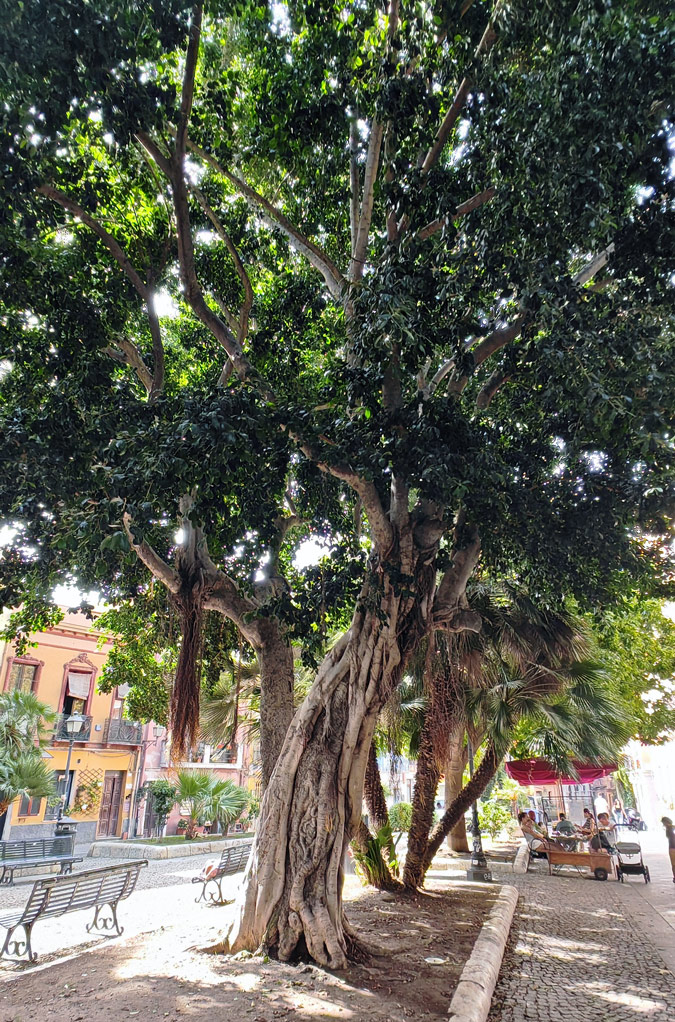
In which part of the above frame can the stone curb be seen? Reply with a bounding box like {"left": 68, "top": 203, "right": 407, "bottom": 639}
{"left": 447, "top": 883, "right": 519, "bottom": 1022}
{"left": 87, "top": 837, "right": 250, "bottom": 860}
{"left": 512, "top": 839, "right": 529, "bottom": 874}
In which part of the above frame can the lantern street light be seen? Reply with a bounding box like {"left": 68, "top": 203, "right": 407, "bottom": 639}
{"left": 57, "top": 712, "right": 86, "bottom": 821}
{"left": 464, "top": 736, "right": 493, "bottom": 883}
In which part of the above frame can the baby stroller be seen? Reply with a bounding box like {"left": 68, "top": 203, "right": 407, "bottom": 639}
{"left": 615, "top": 838, "right": 650, "bottom": 884}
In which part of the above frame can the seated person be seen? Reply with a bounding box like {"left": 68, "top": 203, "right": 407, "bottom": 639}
{"left": 519, "top": 811, "right": 554, "bottom": 853}
{"left": 591, "top": 812, "right": 618, "bottom": 852}
{"left": 553, "top": 812, "right": 576, "bottom": 836}
{"left": 527, "top": 809, "right": 547, "bottom": 838}
{"left": 553, "top": 812, "right": 578, "bottom": 850}
{"left": 578, "top": 808, "right": 597, "bottom": 844}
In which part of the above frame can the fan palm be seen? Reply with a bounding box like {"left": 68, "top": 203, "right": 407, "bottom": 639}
{"left": 0, "top": 690, "right": 56, "bottom": 817}
{"left": 199, "top": 654, "right": 261, "bottom": 749}
{"left": 420, "top": 660, "right": 631, "bottom": 876}
{"left": 173, "top": 769, "right": 248, "bottom": 838}
{"left": 403, "top": 583, "right": 593, "bottom": 887}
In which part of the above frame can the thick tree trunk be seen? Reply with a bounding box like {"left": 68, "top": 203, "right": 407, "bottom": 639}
{"left": 225, "top": 538, "right": 438, "bottom": 967}
{"left": 402, "top": 713, "right": 441, "bottom": 888}
{"left": 363, "top": 741, "right": 389, "bottom": 833}
{"left": 222, "top": 516, "right": 480, "bottom": 967}
{"left": 423, "top": 742, "right": 500, "bottom": 871}
{"left": 444, "top": 729, "right": 469, "bottom": 853}
{"left": 256, "top": 619, "right": 295, "bottom": 789}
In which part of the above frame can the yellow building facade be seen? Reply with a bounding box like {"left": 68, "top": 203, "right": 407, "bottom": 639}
{"left": 1, "top": 612, "right": 142, "bottom": 844}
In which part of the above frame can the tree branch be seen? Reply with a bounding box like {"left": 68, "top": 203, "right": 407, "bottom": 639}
{"left": 349, "top": 117, "right": 360, "bottom": 258}
{"left": 193, "top": 188, "right": 254, "bottom": 345}
{"left": 36, "top": 185, "right": 149, "bottom": 300}
{"left": 186, "top": 139, "right": 346, "bottom": 300}
{"left": 175, "top": 3, "right": 203, "bottom": 162}
{"left": 349, "top": 122, "right": 384, "bottom": 281}
{"left": 420, "top": 21, "right": 497, "bottom": 178}
{"left": 416, "top": 186, "right": 496, "bottom": 241}
{"left": 446, "top": 244, "right": 616, "bottom": 398}
{"left": 433, "top": 521, "right": 481, "bottom": 629}
{"left": 476, "top": 369, "right": 511, "bottom": 409}
{"left": 295, "top": 440, "right": 393, "bottom": 553}
{"left": 574, "top": 244, "right": 615, "bottom": 286}
{"left": 146, "top": 291, "right": 165, "bottom": 401}
{"left": 103, "top": 338, "right": 154, "bottom": 395}
{"left": 122, "top": 513, "right": 181, "bottom": 593}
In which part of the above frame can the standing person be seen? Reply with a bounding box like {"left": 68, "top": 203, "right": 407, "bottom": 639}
{"left": 594, "top": 791, "right": 609, "bottom": 817}
{"left": 612, "top": 798, "right": 626, "bottom": 825}
{"left": 661, "top": 817, "right": 675, "bottom": 883}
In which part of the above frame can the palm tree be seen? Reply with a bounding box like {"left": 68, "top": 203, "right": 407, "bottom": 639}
{"left": 0, "top": 690, "right": 56, "bottom": 817}
{"left": 419, "top": 660, "right": 631, "bottom": 880}
{"left": 402, "top": 584, "right": 590, "bottom": 888}
{"left": 202, "top": 778, "right": 249, "bottom": 833}
{"left": 173, "top": 770, "right": 248, "bottom": 838}
{"left": 199, "top": 653, "right": 261, "bottom": 750}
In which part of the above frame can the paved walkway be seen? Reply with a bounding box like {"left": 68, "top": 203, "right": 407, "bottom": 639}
{"left": 488, "top": 831, "right": 675, "bottom": 1022}
{"left": 0, "top": 846, "right": 240, "bottom": 967}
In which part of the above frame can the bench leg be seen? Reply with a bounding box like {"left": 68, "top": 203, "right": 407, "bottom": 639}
{"left": 2, "top": 923, "right": 37, "bottom": 963}
{"left": 87, "top": 901, "right": 123, "bottom": 937}
{"left": 0, "top": 866, "right": 13, "bottom": 886}
{"left": 194, "top": 880, "right": 207, "bottom": 904}
{"left": 59, "top": 861, "right": 74, "bottom": 876}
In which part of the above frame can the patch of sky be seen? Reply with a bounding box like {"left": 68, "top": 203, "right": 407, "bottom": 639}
{"left": 151, "top": 290, "right": 179, "bottom": 319}
{"left": 293, "top": 536, "right": 334, "bottom": 571}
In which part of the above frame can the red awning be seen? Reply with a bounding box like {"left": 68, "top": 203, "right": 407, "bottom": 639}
{"left": 505, "top": 758, "right": 618, "bottom": 786}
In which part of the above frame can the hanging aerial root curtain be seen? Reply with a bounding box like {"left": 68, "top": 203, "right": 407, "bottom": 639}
{"left": 505, "top": 758, "right": 617, "bottom": 786}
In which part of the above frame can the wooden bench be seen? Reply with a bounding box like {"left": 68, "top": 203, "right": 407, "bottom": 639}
{"left": 192, "top": 842, "right": 252, "bottom": 904}
{"left": 0, "top": 837, "right": 82, "bottom": 886}
{"left": 0, "top": 859, "right": 148, "bottom": 961}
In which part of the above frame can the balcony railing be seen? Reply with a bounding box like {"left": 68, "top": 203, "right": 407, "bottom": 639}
{"left": 103, "top": 717, "right": 143, "bottom": 745}
{"left": 52, "top": 713, "right": 93, "bottom": 742}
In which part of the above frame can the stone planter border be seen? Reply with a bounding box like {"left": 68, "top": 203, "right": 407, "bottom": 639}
{"left": 87, "top": 837, "right": 250, "bottom": 860}
{"left": 447, "top": 883, "right": 519, "bottom": 1022}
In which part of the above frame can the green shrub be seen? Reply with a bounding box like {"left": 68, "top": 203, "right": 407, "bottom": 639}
{"left": 389, "top": 801, "right": 413, "bottom": 833}
{"left": 477, "top": 799, "right": 512, "bottom": 839}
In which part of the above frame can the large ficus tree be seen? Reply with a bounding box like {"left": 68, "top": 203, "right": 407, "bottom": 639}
{"left": 1, "top": 0, "right": 673, "bottom": 967}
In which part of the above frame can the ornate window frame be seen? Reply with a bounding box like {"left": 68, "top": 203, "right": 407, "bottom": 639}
{"left": 2, "top": 655, "right": 44, "bottom": 694}
{"left": 58, "top": 651, "right": 97, "bottom": 714}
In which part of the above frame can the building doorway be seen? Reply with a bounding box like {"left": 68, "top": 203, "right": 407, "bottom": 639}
{"left": 97, "top": 771, "right": 124, "bottom": 837}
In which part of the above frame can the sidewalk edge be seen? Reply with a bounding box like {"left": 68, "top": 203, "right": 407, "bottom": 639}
{"left": 447, "top": 884, "right": 518, "bottom": 1022}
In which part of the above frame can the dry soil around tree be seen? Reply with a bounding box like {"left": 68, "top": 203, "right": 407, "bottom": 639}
{"left": 0, "top": 868, "right": 496, "bottom": 1022}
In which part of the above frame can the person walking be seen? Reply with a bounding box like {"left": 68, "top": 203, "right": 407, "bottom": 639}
{"left": 661, "top": 816, "right": 675, "bottom": 883}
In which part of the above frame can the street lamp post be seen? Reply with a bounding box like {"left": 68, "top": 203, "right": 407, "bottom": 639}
{"left": 465, "top": 737, "right": 493, "bottom": 883}
{"left": 57, "top": 711, "right": 86, "bottom": 821}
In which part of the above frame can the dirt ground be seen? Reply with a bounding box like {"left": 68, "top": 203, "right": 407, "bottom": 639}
{"left": 0, "top": 877, "right": 496, "bottom": 1022}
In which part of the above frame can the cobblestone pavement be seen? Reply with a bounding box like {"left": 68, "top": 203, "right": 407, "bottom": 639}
{"left": 488, "top": 847, "right": 675, "bottom": 1022}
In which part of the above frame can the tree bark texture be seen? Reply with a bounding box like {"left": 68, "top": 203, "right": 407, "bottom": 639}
{"left": 363, "top": 741, "right": 389, "bottom": 833}
{"left": 444, "top": 729, "right": 470, "bottom": 853}
{"left": 423, "top": 742, "right": 500, "bottom": 871}
{"left": 402, "top": 712, "right": 441, "bottom": 888}
{"left": 225, "top": 529, "right": 440, "bottom": 968}
{"left": 256, "top": 619, "right": 295, "bottom": 789}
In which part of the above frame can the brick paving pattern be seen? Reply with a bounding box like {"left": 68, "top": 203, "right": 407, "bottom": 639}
{"left": 488, "top": 864, "right": 675, "bottom": 1022}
